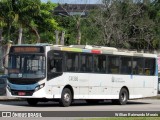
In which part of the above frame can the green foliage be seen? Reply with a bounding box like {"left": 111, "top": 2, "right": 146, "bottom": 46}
{"left": 82, "top": 0, "right": 160, "bottom": 50}
{"left": 80, "top": 117, "right": 160, "bottom": 120}
{"left": 54, "top": 15, "right": 76, "bottom": 44}
{"left": 0, "top": 0, "right": 60, "bottom": 44}
{"left": 1, "top": 0, "right": 160, "bottom": 51}
{"left": 80, "top": 16, "right": 102, "bottom": 45}
{"left": 54, "top": 11, "right": 102, "bottom": 45}
{"left": 38, "top": 1, "right": 59, "bottom": 31}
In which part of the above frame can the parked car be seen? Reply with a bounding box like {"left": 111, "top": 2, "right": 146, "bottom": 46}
{"left": 0, "top": 75, "right": 7, "bottom": 95}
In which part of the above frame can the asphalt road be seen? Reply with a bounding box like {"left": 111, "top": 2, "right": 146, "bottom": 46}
{"left": 0, "top": 99, "right": 160, "bottom": 119}
{"left": 0, "top": 99, "right": 160, "bottom": 111}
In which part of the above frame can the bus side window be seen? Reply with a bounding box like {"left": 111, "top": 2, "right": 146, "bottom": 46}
{"left": 120, "top": 57, "right": 132, "bottom": 75}
{"left": 108, "top": 56, "right": 120, "bottom": 74}
{"left": 50, "top": 60, "right": 56, "bottom": 72}
{"left": 94, "top": 56, "right": 99, "bottom": 72}
{"left": 48, "top": 57, "right": 53, "bottom": 73}
{"left": 80, "top": 64, "right": 86, "bottom": 72}
{"left": 144, "top": 58, "right": 155, "bottom": 75}
{"left": 47, "top": 50, "right": 63, "bottom": 80}
{"left": 94, "top": 55, "right": 106, "bottom": 73}
{"left": 80, "top": 54, "right": 92, "bottom": 72}
{"left": 65, "top": 53, "right": 79, "bottom": 72}
{"left": 132, "top": 57, "right": 144, "bottom": 75}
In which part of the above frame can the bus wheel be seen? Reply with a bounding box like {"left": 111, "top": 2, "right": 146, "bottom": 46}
{"left": 27, "top": 98, "right": 38, "bottom": 106}
{"left": 59, "top": 88, "right": 72, "bottom": 107}
{"left": 112, "top": 88, "right": 128, "bottom": 105}
{"left": 119, "top": 88, "right": 128, "bottom": 105}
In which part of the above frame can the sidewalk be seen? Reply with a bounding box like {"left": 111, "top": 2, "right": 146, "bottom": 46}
{"left": 0, "top": 96, "right": 19, "bottom": 101}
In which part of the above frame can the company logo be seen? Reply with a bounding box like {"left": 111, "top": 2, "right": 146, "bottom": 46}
{"left": 2, "top": 112, "right": 11, "bottom": 117}
{"left": 1, "top": 112, "right": 42, "bottom": 118}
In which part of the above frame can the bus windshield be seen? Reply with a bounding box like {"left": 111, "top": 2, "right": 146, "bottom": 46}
{"left": 8, "top": 54, "right": 46, "bottom": 79}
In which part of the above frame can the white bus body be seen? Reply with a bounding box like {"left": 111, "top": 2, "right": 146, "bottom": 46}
{"left": 6, "top": 44, "right": 158, "bottom": 106}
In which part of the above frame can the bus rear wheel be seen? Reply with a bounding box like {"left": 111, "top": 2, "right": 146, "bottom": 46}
{"left": 59, "top": 88, "right": 72, "bottom": 107}
{"left": 112, "top": 88, "right": 128, "bottom": 105}
{"left": 27, "top": 98, "right": 38, "bottom": 106}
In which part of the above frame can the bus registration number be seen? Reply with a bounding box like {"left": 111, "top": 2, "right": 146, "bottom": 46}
{"left": 18, "top": 92, "right": 26, "bottom": 96}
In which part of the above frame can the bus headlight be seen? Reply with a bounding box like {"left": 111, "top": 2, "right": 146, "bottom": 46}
{"left": 35, "top": 83, "right": 45, "bottom": 92}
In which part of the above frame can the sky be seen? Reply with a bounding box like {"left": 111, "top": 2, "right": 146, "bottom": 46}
{"left": 41, "top": 0, "right": 101, "bottom": 4}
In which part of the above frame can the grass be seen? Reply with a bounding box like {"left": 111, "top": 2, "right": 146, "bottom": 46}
{"left": 79, "top": 117, "right": 160, "bottom": 120}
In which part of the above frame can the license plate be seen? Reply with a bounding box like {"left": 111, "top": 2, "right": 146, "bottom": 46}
{"left": 18, "top": 92, "right": 26, "bottom": 96}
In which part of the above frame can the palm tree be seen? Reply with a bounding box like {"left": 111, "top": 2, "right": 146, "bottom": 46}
{"left": 12, "top": 0, "right": 41, "bottom": 44}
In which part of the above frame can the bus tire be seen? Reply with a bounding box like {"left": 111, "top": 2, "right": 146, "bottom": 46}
{"left": 119, "top": 88, "right": 128, "bottom": 105}
{"left": 59, "top": 88, "right": 72, "bottom": 107}
{"left": 27, "top": 98, "right": 38, "bottom": 106}
{"left": 112, "top": 88, "right": 128, "bottom": 105}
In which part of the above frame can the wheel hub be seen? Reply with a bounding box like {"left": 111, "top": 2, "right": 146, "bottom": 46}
{"left": 121, "top": 93, "right": 126, "bottom": 102}
{"left": 64, "top": 93, "right": 70, "bottom": 102}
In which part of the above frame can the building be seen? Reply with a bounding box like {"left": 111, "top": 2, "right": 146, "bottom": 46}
{"left": 54, "top": 4, "right": 99, "bottom": 17}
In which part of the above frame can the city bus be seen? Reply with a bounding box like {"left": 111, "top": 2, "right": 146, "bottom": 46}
{"left": 4, "top": 44, "right": 158, "bottom": 107}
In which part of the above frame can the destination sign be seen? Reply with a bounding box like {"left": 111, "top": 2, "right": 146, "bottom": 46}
{"left": 11, "top": 46, "right": 44, "bottom": 53}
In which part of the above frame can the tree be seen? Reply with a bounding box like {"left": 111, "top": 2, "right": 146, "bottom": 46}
{"left": 0, "top": 0, "right": 16, "bottom": 74}
{"left": 0, "top": 0, "right": 60, "bottom": 44}
{"left": 89, "top": 0, "right": 156, "bottom": 51}
{"left": 149, "top": 0, "right": 160, "bottom": 49}
{"left": 0, "top": 0, "right": 15, "bottom": 43}
{"left": 12, "top": 0, "right": 41, "bottom": 44}
{"left": 56, "top": 1, "right": 89, "bottom": 45}
{"left": 34, "top": 1, "right": 60, "bottom": 44}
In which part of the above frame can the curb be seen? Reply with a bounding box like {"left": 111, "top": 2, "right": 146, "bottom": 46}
{"left": 0, "top": 96, "right": 22, "bottom": 101}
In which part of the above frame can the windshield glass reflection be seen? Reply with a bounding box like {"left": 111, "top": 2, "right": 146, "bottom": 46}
{"left": 8, "top": 54, "right": 46, "bottom": 78}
